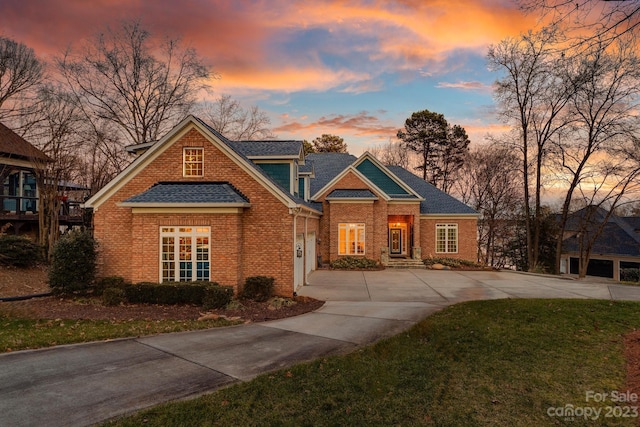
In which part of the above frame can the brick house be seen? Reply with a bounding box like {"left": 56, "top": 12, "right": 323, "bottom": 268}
{"left": 84, "top": 116, "right": 478, "bottom": 296}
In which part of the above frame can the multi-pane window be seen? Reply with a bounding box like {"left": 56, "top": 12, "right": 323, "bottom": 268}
{"left": 338, "top": 223, "right": 365, "bottom": 255}
{"left": 183, "top": 147, "right": 203, "bottom": 177}
{"left": 436, "top": 223, "right": 458, "bottom": 253}
{"left": 160, "top": 227, "right": 210, "bottom": 282}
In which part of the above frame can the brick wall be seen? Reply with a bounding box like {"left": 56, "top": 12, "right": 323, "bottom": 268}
{"left": 420, "top": 217, "right": 478, "bottom": 262}
{"left": 315, "top": 170, "right": 423, "bottom": 263}
{"left": 93, "top": 125, "right": 318, "bottom": 296}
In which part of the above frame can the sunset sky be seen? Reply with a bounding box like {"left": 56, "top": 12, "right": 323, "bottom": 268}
{"left": 0, "top": 0, "right": 537, "bottom": 154}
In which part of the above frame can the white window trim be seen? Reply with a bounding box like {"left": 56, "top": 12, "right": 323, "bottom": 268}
{"left": 338, "top": 223, "right": 366, "bottom": 256}
{"left": 159, "top": 226, "right": 210, "bottom": 282}
{"left": 435, "top": 223, "right": 458, "bottom": 254}
{"left": 183, "top": 147, "right": 204, "bottom": 177}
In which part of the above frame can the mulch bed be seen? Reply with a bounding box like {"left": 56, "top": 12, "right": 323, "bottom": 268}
{"left": 0, "top": 295, "right": 324, "bottom": 322}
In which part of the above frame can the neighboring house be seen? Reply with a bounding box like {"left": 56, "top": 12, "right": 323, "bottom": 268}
{"left": 84, "top": 116, "right": 478, "bottom": 296}
{"left": 0, "top": 122, "right": 49, "bottom": 236}
{"left": 0, "top": 122, "right": 87, "bottom": 236}
{"left": 560, "top": 205, "right": 640, "bottom": 280}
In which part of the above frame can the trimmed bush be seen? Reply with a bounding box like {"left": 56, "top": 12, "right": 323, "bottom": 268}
{"left": 202, "top": 286, "right": 234, "bottom": 310}
{"left": 93, "top": 276, "right": 128, "bottom": 296}
{"left": 0, "top": 235, "right": 43, "bottom": 267}
{"left": 423, "top": 257, "right": 482, "bottom": 269}
{"left": 102, "top": 287, "right": 126, "bottom": 306}
{"left": 123, "top": 281, "right": 230, "bottom": 306}
{"left": 49, "top": 230, "right": 97, "bottom": 294}
{"left": 330, "top": 256, "right": 379, "bottom": 270}
{"left": 242, "top": 276, "right": 275, "bottom": 302}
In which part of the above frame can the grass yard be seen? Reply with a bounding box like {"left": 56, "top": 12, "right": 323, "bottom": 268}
{"left": 105, "top": 299, "right": 640, "bottom": 427}
{"left": 0, "top": 316, "right": 238, "bottom": 352}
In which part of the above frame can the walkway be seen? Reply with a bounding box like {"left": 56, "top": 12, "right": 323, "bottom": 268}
{"left": 2, "top": 270, "right": 640, "bottom": 426}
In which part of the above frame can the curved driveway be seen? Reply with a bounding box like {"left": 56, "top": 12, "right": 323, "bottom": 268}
{"left": 2, "top": 269, "right": 640, "bottom": 427}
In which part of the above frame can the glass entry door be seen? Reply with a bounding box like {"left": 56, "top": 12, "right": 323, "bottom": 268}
{"left": 390, "top": 228, "right": 402, "bottom": 255}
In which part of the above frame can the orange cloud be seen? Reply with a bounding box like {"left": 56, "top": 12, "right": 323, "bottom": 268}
{"left": 1, "top": 0, "right": 535, "bottom": 94}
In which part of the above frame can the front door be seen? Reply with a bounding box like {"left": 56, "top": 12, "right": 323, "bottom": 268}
{"left": 390, "top": 228, "right": 402, "bottom": 255}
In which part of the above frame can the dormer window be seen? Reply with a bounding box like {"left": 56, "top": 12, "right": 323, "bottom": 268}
{"left": 183, "top": 147, "right": 203, "bottom": 177}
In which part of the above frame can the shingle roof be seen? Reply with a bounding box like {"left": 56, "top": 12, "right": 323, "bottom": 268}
{"left": 123, "top": 182, "right": 249, "bottom": 205}
{"left": 0, "top": 122, "right": 50, "bottom": 162}
{"left": 386, "top": 166, "right": 478, "bottom": 215}
{"left": 306, "top": 152, "right": 358, "bottom": 196}
{"left": 326, "top": 189, "right": 378, "bottom": 200}
{"left": 192, "top": 118, "right": 320, "bottom": 213}
{"left": 229, "top": 140, "right": 302, "bottom": 157}
{"left": 298, "top": 159, "right": 314, "bottom": 174}
{"left": 563, "top": 207, "right": 640, "bottom": 256}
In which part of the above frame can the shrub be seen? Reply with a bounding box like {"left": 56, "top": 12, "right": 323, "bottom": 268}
{"left": 423, "top": 257, "right": 482, "bottom": 269}
{"left": 330, "top": 256, "right": 379, "bottom": 270}
{"left": 0, "top": 235, "right": 43, "bottom": 267}
{"left": 49, "top": 230, "right": 97, "bottom": 294}
{"left": 93, "top": 276, "right": 128, "bottom": 296}
{"left": 621, "top": 268, "right": 640, "bottom": 283}
{"left": 123, "top": 281, "right": 229, "bottom": 306}
{"left": 202, "top": 286, "right": 234, "bottom": 310}
{"left": 242, "top": 276, "right": 275, "bottom": 302}
{"left": 102, "top": 287, "right": 126, "bottom": 306}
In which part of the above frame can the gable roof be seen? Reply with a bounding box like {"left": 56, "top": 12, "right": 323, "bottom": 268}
{"left": 309, "top": 152, "right": 422, "bottom": 202}
{"left": 563, "top": 206, "right": 640, "bottom": 257}
{"left": 354, "top": 157, "right": 410, "bottom": 196}
{"left": 386, "top": 166, "right": 478, "bottom": 215}
{"left": 121, "top": 182, "right": 250, "bottom": 207}
{"left": 0, "top": 122, "right": 50, "bottom": 162}
{"left": 85, "top": 115, "right": 320, "bottom": 215}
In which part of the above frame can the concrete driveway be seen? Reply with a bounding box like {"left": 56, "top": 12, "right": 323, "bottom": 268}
{"left": 298, "top": 269, "right": 625, "bottom": 302}
{"left": 2, "top": 269, "right": 640, "bottom": 427}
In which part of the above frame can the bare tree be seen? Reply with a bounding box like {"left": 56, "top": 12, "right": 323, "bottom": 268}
{"left": 369, "top": 140, "right": 413, "bottom": 169}
{"left": 567, "top": 162, "right": 640, "bottom": 278}
{"left": 57, "top": 19, "right": 209, "bottom": 153}
{"left": 195, "top": 95, "right": 274, "bottom": 140}
{"left": 22, "top": 85, "right": 85, "bottom": 259}
{"left": 0, "top": 36, "right": 44, "bottom": 124}
{"left": 520, "top": 0, "right": 640, "bottom": 48}
{"left": 488, "top": 27, "right": 575, "bottom": 271}
{"left": 549, "top": 34, "right": 640, "bottom": 274}
{"left": 454, "top": 143, "right": 523, "bottom": 267}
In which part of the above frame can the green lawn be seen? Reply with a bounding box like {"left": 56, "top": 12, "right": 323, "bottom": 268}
{"left": 0, "top": 316, "right": 238, "bottom": 352}
{"left": 105, "top": 299, "right": 640, "bottom": 426}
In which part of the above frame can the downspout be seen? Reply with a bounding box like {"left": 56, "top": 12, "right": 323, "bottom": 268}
{"left": 290, "top": 206, "right": 301, "bottom": 296}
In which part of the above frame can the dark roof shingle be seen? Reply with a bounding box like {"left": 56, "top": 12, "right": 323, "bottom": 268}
{"left": 229, "top": 140, "right": 302, "bottom": 157}
{"left": 123, "top": 182, "right": 249, "bottom": 205}
{"left": 387, "top": 166, "right": 478, "bottom": 215}
{"left": 0, "top": 122, "right": 50, "bottom": 162}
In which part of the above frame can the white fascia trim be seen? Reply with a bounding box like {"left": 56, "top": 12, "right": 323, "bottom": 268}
{"left": 85, "top": 115, "right": 299, "bottom": 210}
{"left": 354, "top": 152, "right": 424, "bottom": 201}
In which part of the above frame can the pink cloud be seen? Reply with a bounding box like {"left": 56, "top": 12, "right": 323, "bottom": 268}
{"left": 436, "top": 81, "right": 493, "bottom": 92}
